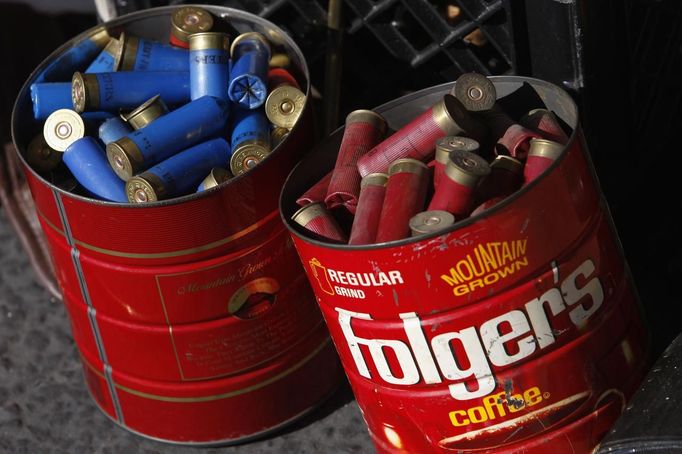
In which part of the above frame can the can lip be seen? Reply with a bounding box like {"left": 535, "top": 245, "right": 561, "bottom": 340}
{"left": 171, "top": 6, "right": 214, "bottom": 42}
{"left": 189, "top": 31, "right": 229, "bottom": 51}
{"left": 43, "top": 109, "right": 85, "bottom": 152}
{"left": 280, "top": 76, "right": 579, "bottom": 251}
{"left": 230, "top": 31, "right": 271, "bottom": 58}
{"left": 360, "top": 172, "right": 389, "bottom": 188}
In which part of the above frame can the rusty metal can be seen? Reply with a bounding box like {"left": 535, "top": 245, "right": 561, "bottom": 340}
{"left": 433, "top": 136, "right": 479, "bottom": 188}
{"left": 281, "top": 77, "right": 650, "bottom": 453}
{"left": 524, "top": 138, "right": 565, "bottom": 185}
{"left": 409, "top": 210, "right": 455, "bottom": 237}
{"left": 348, "top": 173, "right": 388, "bottom": 245}
{"left": 325, "top": 110, "right": 387, "bottom": 213}
{"left": 428, "top": 149, "right": 491, "bottom": 217}
{"left": 12, "top": 6, "right": 339, "bottom": 445}
{"left": 520, "top": 108, "right": 569, "bottom": 144}
{"left": 170, "top": 6, "right": 214, "bottom": 49}
{"left": 375, "top": 158, "right": 429, "bottom": 243}
{"left": 356, "top": 95, "right": 485, "bottom": 177}
{"left": 265, "top": 68, "right": 306, "bottom": 129}
{"left": 291, "top": 202, "right": 347, "bottom": 243}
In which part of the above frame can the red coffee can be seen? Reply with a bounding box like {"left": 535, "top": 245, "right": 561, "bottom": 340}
{"left": 375, "top": 159, "right": 429, "bottom": 243}
{"left": 428, "top": 149, "right": 491, "bottom": 217}
{"left": 356, "top": 95, "right": 484, "bottom": 177}
{"left": 281, "top": 77, "right": 650, "bottom": 454}
{"left": 348, "top": 173, "right": 388, "bottom": 245}
{"left": 11, "top": 6, "right": 341, "bottom": 445}
{"left": 326, "top": 110, "right": 387, "bottom": 213}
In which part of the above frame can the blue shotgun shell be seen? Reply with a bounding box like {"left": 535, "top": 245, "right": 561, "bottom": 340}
{"left": 71, "top": 71, "right": 190, "bottom": 113}
{"left": 83, "top": 38, "right": 120, "bottom": 73}
{"left": 106, "top": 95, "right": 230, "bottom": 180}
{"left": 99, "top": 117, "right": 132, "bottom": 145}
{"left": 63, "top": 136, "right": 127, "bottom": 202}
{"left": 30, "top": 82, "right": 113, "bottom": 120}
{"left": 34, "top": 29, "right": 110, "bottom": 83}
{"left": 228, "top": 32, "right": 271, "bottom": 109}
{"left": 229, "top": 106, "right": 271, "bottom": 175}
{"left": 126, "top": 138, "right": 231, "bottom": 202}
{"left": 189, "top": 32, "right": 230, "bottom": 101}
{"left": 115, "top": 32, "right": 190, "bottom": 72}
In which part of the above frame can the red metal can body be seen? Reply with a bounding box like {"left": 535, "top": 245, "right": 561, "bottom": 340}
{"left": 281, "top": 78, "right": 650, "bottom": 453}
{"left": 11, "top": 7, "right": 340, "bottom": 445}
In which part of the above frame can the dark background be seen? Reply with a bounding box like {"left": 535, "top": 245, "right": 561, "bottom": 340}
{"left": 1, "top": 0, "right": 680, "bottom": 452}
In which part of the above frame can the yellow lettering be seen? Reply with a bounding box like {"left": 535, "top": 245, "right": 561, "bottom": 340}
{"left": 453, "top": 285, "right": 469, "bottom": 296}
{"left": 449, "top": 410, "right": 469, "bottom": 427}
{"left": 441, "top": 268, "right": 463, "bottom": 286}
{"left": 501, "top": 241, "right": 513, "bottom": 263}
{"left": 478, "top": 243, "right": 498, "bottom": 272}
{"left": 525, "top": 387, "right": 542, "bottom": 406}
{"left": 468, "top": 407, "right": 487, "bottom": 424}
{"left": 482, "top": 393, "right": 506, "bottom": 419}
{"left": 469, "top": 279, "right": 485, "bottom": 291}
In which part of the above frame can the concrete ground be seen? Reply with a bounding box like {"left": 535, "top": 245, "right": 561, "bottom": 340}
{"left": 0, "top": 210, "right": 374, "bottom": 454}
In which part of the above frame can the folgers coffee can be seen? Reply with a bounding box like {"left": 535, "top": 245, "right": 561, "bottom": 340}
{"left": 281, "top": 77, "right": 650, "bottom": 453}
{"left": 11, "top": 6, "right": 340, "bottom": 445}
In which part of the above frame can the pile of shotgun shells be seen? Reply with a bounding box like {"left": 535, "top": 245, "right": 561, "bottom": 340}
{"left": 292, "top": 73, "right": 570, "bottom": 245}
{"left": 27, "top": 6, "right": 305, "bottom": 204}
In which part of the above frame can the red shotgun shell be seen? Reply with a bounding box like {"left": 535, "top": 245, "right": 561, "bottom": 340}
{"left": 450, "top": 72, "right": 497, "bottom": 112}
{"left": 291, "top": 202, "right": 348, "bottom": 243}
{"left": 523, "top": 138, "right": 564, "bottom": 184}
{"left": 296, "top": 171, "right": 332, "bottom": 206}
{"left": 356, "top": 95, "right": 484, "bottom": 177}
{"left": 409, "top": 210, "right": 456, "bottom": 237}
{"left": 428, "top": 149, "right": 491, "bottom": 216}
{"left": 348, "top": 173, "right": 389, "bottom": 245}
{"left": 520, "top": 108, "right": 569, "bottom": 144}
{"left": 433, "top": 136, "right": 479, "bottom": 189}
{"left": 475, "top": 154, "right": 523, "bottom": 204}
{"left": 375, "top": 159, "right": 429, "bottom": 243}
{"left": 326, "top": 110, "right": 387, "bottom": 214}
{"left": 479, "top": 105, "right": 542, "bottom": 160}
